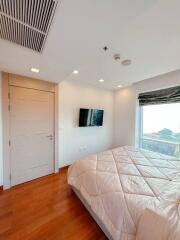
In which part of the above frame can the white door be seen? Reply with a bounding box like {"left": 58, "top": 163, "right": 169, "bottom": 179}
{"left": 10, "top": 86, "right": 55, "bottom": 186}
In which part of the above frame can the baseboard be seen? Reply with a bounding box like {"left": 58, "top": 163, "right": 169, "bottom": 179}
{"left": 59, "top": 165, "right": 70, "bottom": 173}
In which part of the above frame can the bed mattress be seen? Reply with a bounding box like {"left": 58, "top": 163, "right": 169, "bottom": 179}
{"left": 68, "top": 146, "right": 180, "bottom": 240}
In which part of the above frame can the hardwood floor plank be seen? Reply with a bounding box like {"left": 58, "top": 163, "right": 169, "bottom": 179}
{"left": 0, "top": 169, "right": 108, "bottom": 240}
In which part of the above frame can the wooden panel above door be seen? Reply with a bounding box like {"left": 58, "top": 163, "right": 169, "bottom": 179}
{"left": 8, "top": 73, "right": 57, "bottom": 92}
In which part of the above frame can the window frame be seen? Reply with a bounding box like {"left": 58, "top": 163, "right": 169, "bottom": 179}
{"left": 138, "top": 106, "right": 143, "bottom": 148}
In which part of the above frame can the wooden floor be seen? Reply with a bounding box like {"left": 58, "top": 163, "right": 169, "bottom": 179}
{"left": 0, "top": 168, "right": 108, "bottom": 240}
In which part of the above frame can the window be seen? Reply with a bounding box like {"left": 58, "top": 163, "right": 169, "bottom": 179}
{"left": 140, "top": 103, "right": 180, "bottom": 158}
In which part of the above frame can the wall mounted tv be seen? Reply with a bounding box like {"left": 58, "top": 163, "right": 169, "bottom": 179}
{"left": 79, "top": 108, "right": 104, "bottom": 127}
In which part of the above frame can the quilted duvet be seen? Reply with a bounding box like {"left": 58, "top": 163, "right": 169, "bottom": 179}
{"left": 68, "top": 146, "right": 180, "bottom": 240}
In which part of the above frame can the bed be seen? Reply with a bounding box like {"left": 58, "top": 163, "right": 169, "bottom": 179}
{"left": 68, "top": 146, "right": 180, "bottom": 240}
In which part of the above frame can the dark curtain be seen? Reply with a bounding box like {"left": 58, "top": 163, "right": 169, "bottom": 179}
{"left": 138, "top": 86, "right": 180, "bottom": 106}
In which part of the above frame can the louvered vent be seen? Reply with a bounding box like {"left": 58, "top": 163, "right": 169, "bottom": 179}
{"left": 0, "top": 0, "right": 58, "bottom": 52}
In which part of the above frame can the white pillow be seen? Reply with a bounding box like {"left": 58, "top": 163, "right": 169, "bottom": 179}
{"left": 136, "top": 178, "right": 180, "bottom": 240}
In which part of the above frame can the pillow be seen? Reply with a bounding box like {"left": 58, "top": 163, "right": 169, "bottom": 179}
{"left": 136, "top": 178, "right": 180, "bottom": 240}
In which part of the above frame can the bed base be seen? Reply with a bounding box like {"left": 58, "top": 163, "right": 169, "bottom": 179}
{"left": 71, "top": 186, "right": 113, "bottom": 240}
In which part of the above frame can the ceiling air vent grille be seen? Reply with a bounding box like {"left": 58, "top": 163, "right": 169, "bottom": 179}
{"left": 0, "top": 0, "right": 58, "bottom": 52}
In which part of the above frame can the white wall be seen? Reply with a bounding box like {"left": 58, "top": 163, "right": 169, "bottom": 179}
{"left": 114, "top": 69, "right": 180, "bottom": 147}
{"left": 0, "top": 72, "right": 3, "bottom": 185}
{"left": 58, "top": 80, "right": 114, "bottom": 167}
{"left": 114, "top": 86, "right": 136, "bottom": 147}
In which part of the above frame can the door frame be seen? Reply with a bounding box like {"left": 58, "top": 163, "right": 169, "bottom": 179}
{"left": 2, "top": 72, "right": 59, "bottom": 189}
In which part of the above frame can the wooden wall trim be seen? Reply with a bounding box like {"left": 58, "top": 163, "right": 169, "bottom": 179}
{"left": 54, "top": 84, "right": 59, "bottom": 173}
{"left": 2, "top": 72, "right": 11, "bottom": 189}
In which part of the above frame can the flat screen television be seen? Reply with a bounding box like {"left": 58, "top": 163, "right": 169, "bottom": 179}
{"left": 79, "top": 108, "right": 104, "bottom": 127}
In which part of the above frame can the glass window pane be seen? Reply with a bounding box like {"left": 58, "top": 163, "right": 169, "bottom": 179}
{"left": 141, "top": 103, "right": 180, "bottom": 158}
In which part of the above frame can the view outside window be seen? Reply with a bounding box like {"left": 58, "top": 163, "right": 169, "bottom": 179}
{"left": 141, "top": 103, "right": 180, "bottom": 158}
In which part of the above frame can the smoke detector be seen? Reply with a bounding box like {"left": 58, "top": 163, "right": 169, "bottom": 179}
{"left": 114, "top": 54, "right": 121, "bottom": 61}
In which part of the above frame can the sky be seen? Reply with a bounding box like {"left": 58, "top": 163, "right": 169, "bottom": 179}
{"left": 143, "top": 103, "right": 180, "bottom": 134}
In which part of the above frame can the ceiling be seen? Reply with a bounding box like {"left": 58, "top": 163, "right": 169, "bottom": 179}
{"left": 0, "top": 0, "right": 180, "bottom": 90}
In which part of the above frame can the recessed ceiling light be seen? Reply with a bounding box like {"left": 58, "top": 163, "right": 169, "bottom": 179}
{"left": 99, "top": 79, "right": 104, "bottom": 83}
{"left": 73, "top": 70, "right": 79, "bottom": 74}
{"left": 122, "top": 59, "right": 132, "bottom": 66}
{"left": 31, "top": 68, "right": 39, "bottom": 73}
{"left": 117, "top": 85, "right": 122, "bottom": 88}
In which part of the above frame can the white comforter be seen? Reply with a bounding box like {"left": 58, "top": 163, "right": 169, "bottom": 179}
{"left": 68, "top": 146, "right": 180, "bottom": 240}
